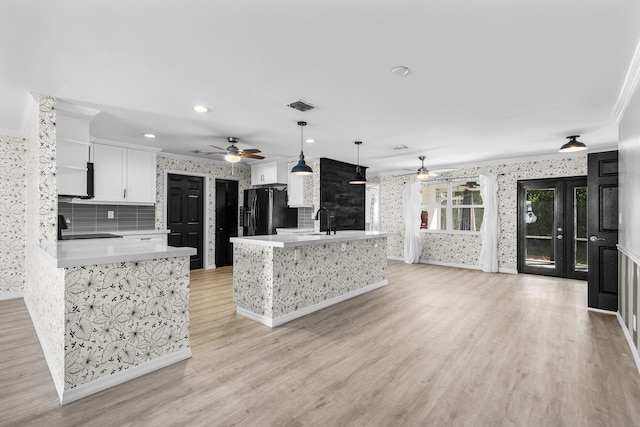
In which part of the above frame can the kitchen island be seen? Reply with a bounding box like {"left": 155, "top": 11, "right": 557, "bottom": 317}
{"left": 230, "top": 231, "right": 395, "bottom": 327}
{"left": 30, "top": 238, "right": 196, "bottom": 405}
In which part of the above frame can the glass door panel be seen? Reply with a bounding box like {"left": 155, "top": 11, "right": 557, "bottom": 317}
{"left": 524, "top": 188, "right": 556, "bottom": 269}
{"left": 574, "top": 186, "right": 588, "bottom": 273}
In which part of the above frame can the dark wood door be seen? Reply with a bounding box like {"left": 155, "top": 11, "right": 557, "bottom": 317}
{"left": 215, "top": 179, "right": 238, "bottom": 267}
{"left": 517, "top": 177, "right": 587, "bottom": 279}
{"left": 167, "top": 174, "right": 204, "bottom": 270}
{"left": 587, "top": 151, "right": 619, "bottom": 311}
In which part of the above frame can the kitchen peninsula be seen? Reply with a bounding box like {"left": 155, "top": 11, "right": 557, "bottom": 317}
{"left": 230, "top": 231, "right": 395, "bottom": 327}
{"left": 30, "top": 238, "right": 196, "bottom": 405}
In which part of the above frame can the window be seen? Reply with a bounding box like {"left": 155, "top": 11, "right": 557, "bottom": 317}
{"left": 420, "top": 180, "right": 483, "bottom": 232}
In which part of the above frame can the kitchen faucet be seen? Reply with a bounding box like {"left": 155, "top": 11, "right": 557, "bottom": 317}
{"left": 314, "top": 207, "right": 334, "bottom": 235}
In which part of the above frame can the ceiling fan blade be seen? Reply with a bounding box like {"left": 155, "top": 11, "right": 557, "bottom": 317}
{"left": 239, "top": 148, "right": 261, "bottom": 153}
{"left": 242, "top": 153, "right": 265, "bottom": 160}
{"left": 209, "top": 145, "right": 228, "bottom": 151}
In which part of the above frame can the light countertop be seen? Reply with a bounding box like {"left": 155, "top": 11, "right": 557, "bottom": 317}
{"left": 275, "top": 228, "right": 315, "bottom": 234}
{"left": 231, "top": 230, "right": 397, "bottom": 248}
{"left": 40, "top": 238, "right": 196, "bottom": 268}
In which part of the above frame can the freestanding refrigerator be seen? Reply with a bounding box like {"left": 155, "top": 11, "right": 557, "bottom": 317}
{"left": 243, "top": 188, "right": 297, "bottom": 235}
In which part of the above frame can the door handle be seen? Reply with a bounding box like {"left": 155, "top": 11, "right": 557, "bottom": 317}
{"left": 589, "top": 235, "right": 606, "bottom": 242}
{"left": 557, "top": 235, "right": 563, "bottom": 240}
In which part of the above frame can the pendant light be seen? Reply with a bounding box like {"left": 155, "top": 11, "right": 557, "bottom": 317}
{"left": 416, "top": 156, "right": 429, "bottom": 180}
{"left": 291, "top": 121, "right": 313, "bottom": 175}
{"left": 559, "top": 135, "right": 587, "bottom": 153}
{"left": 349, "top": 141, "right": 367, "bottom": 184}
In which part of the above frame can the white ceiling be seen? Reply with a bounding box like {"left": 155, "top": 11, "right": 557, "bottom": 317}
{"left": 2, "top": 1, "right": 640, "bottom": 175}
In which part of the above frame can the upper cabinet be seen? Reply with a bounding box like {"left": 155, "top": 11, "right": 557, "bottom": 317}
{"left": 93, "top": 143, "right": 157, "bottom": 204}
{"left": 251, "top": 160, "right": 288, "bottom": 186}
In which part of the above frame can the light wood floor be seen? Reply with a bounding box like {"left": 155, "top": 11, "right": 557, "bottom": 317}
{"left": 2, "top": 261, "right": 640, "bottom": 426}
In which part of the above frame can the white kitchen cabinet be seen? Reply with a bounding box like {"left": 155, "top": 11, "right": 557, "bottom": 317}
{"left": 126, "top": 149, "right": 156, "bottom": 203}
{"left": 287, "top": 161, "right": 313, "bottom": 207}
{"left": 93, "top": 144, "right": 156, "bottom": 204}
{"left": 251, "top": 160, "right": 288, "bottom": 186}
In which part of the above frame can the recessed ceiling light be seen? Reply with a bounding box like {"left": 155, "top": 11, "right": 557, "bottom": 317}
{"left": 193, "top": 105, "right": 209, "bottom": 113}
{"left": 392, "top": 144, "right": 408, "bottom": 150}
{"left": 305, "top": 139, "right": 315, "bottom": 143}
{"left": 143, "top": 133, "right": 156, "bottom": 139}
{"left": 391, "top": 66, "right": 410, "bottom": 76}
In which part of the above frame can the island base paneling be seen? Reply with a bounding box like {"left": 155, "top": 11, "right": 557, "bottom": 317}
{"left": 233, "top": 237, "right": 388, "bottom": 326}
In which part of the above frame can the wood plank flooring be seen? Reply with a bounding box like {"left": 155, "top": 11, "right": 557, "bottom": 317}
{"left": 1, "top": 261, "right": 640, "bottom": 426}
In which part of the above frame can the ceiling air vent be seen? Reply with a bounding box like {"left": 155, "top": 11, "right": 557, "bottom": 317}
{"left": 286, "top": 99, "right": 317, "bottom": 112}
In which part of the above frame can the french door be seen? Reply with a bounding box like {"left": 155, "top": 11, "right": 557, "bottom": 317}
{"left": 517, "top": 177, "right": 588, "bottom": 279}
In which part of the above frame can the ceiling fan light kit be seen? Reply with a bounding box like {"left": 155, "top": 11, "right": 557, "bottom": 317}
{"left": 559, "top": 135, "right": 587, "bottom": 153}
{"left": 291, "top": 121, "right": 313, "bottom": 175}
{"left": 349, "top": 141, "right": 367, "bottom": 184}
{"left": 416, "top": 155, "right": 429, "bottom": 180}
{"left": 209, "top": 136, "right": 265, "bottom": 163}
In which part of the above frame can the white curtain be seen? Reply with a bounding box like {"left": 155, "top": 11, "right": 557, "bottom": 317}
{"left": 402, "top": 182, "right": 423, "bottom": 263}
{"left": 479, "top": 174, "right": 499, "bottom": 272}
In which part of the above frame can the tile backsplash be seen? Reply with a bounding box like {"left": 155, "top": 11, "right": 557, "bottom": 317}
{"left": 297, "top": 206, "right": 314, "bottom": 229}
{"left": 58, "top": 202, "right": 155, "bottom": 233}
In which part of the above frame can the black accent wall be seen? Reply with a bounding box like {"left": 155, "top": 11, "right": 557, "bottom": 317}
{"left": 319, "top": 158, "right": 366, "bottom": 232}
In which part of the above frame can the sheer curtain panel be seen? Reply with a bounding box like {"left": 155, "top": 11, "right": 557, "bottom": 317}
{"left": 479, "top": 174, "right": 499, "bottom": 272}
{"left": 402, "top": 181, "right": 423, "bottom": 263}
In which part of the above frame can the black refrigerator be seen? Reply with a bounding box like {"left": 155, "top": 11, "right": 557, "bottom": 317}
{"left": 243, "top": 188, "right": 297, "bottom": 236}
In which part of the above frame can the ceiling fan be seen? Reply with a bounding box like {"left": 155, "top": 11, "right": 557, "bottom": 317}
{"left": 193, "top": 137, "right": 265, "bottom": 162}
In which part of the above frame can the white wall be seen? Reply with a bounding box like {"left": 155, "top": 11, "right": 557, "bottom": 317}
{"left": 619, "top": 86, "right": 640, "bottom": 259}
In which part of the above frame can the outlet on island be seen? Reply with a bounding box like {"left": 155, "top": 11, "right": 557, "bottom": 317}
{"left": 107, "top": 210, "right": 114, "bottom": 219}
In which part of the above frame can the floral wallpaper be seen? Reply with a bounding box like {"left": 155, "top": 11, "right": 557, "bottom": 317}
{"left": 39, "top": 96, "right": 57, "bottom": 245}
{"left": 155, "top": 154, "right": 251, "bottom": 268}
{"left": 31, "top": 254, "right": 67, "bottom": 392}
{"left": 380, "top": 156, "right": 587, "bottom": 271}
{"left": 0, "top": 135, "right": 26, "bottom": 294}
{"left": 233, "top": 238, "right": 387, "bottom": 320}
{"left": 63, "top": 256, "right": 190, "bottom": 389}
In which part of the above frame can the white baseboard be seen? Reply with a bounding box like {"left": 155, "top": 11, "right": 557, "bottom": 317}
{"left": 23, "top": 295, "right": 65, "bottom": 403}
{"left": 588, "top": 307, "right": 617, "bottom": 315}
{"left": 419, "top": 258, "right": 482, "bottom": 271}
{"left": 61, "top": 348, "right": 192, "bottom": 405}
{"left": 0, "top": 291, "right": 24, "bottom": 301}
{"left": 237, "top": 279, "right": 389, "bottom": 327}
{"left": 616, "top": 312, "right": 640, "bottom": 376}
{"left": 388, "top": 256, "right": 517, "bottom": 274}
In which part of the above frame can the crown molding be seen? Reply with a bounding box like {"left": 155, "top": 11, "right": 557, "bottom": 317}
{"left": 613, "top": 36, "right": 640, "bottom": 123}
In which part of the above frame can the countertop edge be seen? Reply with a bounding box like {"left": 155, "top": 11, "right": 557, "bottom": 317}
{"left": 231, "top": 232, "right": 397, "bottom": 248}
{"left": 38, "top": 242, "right": 196, "bottom": 269}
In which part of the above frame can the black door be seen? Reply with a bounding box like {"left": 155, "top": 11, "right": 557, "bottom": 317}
{"left": 167, "top": 174, "right": 204, "bottom": 270}
{"left": 517, "top": 177, "right": 588, "bottom": 279}
{"left": 587, "top": 151, "right": 619, "bottom": 311}
{"left": 215, "top": 179, "right": 238, "bottom": 267}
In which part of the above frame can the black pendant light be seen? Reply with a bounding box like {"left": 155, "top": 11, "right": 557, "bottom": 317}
{"left": 559, "top": 135, "right": 587, "bottom": 153}
{"left": 291, "top": 121, "right": 313, "bottom": 175}
{"left": 349, "top": 141, "right": 367, "bottom": 184}
{"left": 416, "top": 156, "right": 429, "bottom": 180}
